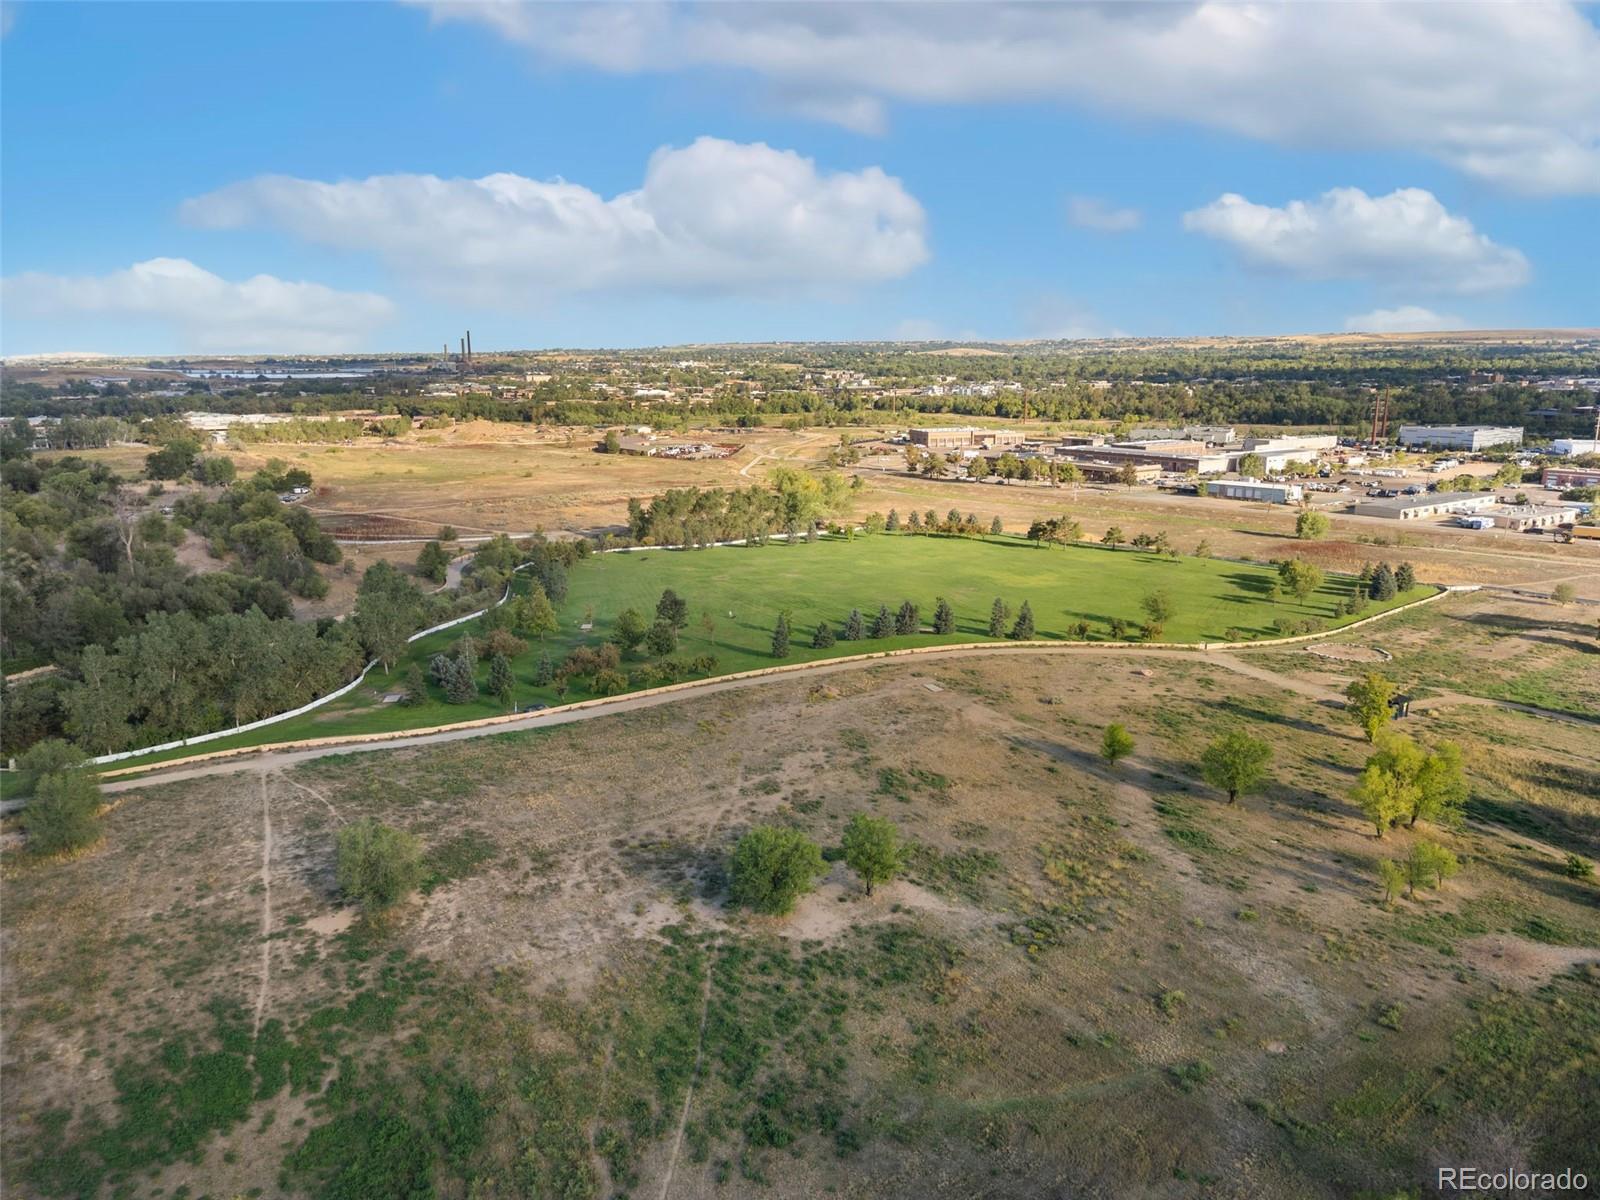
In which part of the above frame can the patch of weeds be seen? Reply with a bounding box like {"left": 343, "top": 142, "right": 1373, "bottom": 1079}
{"left": 1168, "top": 1060, "right": 1214, "bottom": 1092}
{"left": 421, "top": 828, "right": 498, "bottom": 894}
{"left": 901, "top": 843, "right": 1001, "bottom": 904}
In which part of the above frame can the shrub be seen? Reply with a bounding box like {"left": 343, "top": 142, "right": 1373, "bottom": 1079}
{"left": 1562, "top": 853, "right": 1593, "bottom": 880}
{"left": 729, "top": 826, "right": 825, "bottom": 915}
{"left": 336, "top": 819, "right": 424, "bottom": 910}
{"left": 24, "top": 770, "right": 102, "bottom": 856}
{"left": 1101, "top": 723, "right": 1135, "bottom": 767}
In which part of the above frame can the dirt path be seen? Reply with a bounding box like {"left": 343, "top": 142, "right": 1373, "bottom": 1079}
{"left": 250, "top": 772, "right": 273, "bottom": 1045}
{"left": 98, "top": 643, "right": 1593, "bottom": 796}
{"left": 277, "top": 772, "right": 345, "bottom": 825}
{"left": 657, "top": 964, "right": 714, "bottom": 1200}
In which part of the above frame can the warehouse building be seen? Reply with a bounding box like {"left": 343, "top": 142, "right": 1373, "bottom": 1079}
{"left": 1481, "top": 504, "right": 1576, "bottom": 532}
{"left": 1351, "top": 492, "right": 1498, "bottom": 520}
{"left": 1551, "top": 438, "right": 1600, "bottom": 457}
{"left": 1395, "top": 425, "right": 1524, "bottom": 451}
{"left": 910, "top": 427, "right": 1027, "bottom": 451}
{"left": 1206, "top": 480, "right": 1304, "bottom": 504}
{"left": 1054, "top": 442, "right": 1230, "bottom": 474}
{"left": 1543, "top": 466, "right": 1600, "bottom": 489}
{"left": 1128, "top": 425, "right": 1236, "bottom": 445}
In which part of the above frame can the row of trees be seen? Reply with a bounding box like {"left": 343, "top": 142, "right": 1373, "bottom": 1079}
{"left": 624, "top": 469, "right": 854, "bottom": 546}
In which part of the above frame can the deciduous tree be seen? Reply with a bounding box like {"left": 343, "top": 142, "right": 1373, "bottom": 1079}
{"left": 842, "top": 813, "right": 901, "bottom": 896}
{"left": 336, "top": 819, "right": 424, "bottom": 910}
{"left": 729, "top": 826, "right": 825, "bottom": 915}
{"left": 1200, "top": 730, "right": 1273, "bottom": 804}
{"left": 1101, "top": 723, "right": 1134, "bottom": 767}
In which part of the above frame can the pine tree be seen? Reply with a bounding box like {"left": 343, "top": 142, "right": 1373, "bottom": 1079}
{"left": 932, "top": 597, "right": 955, "bottom": 634}
{"left": 870, "top": 604, "right": 894, "bottom": 638}
{"left": 1369, "top": 563, "right": 1398, "bottom": 601}
{"left": 843, "top": 608, "right": 865, "bottom": 640}
{"left": 400, "top": 663, "right": 428, "bottom": 706}
{"left": 988, "top": 597, "right": 1009, "bottom": 637}
{"left": 1009, "top": 600, "right": 1035, "bottom": 640}
{"left": 886, "top": 508, "right": 900, "bottom": 531}
{"left": 1395, "top": 562, "right": 1416, "bottom": 592}
{"left": 533, "top": 647, "right": 554, "bottom": 686}
{"left": 907, "top": 510, "right": 922, "bottom": 530}
{"left": 924, "top": 509, "right": 938, "bottom": 530}
{"left": 444, "top": 652, "right": 478, "bottom": 704}
{"left": 989, "top": 516, "right": 1003, "bottom": 535}
{"left": 812, "top": 621, "right": 836, "bottom": 649}
{"left": 488, "top": 651, "right": 515, "bottom": 708}
{"left": 771, "top": 612, "right": 791, "bottom": 659}
{"left": 895, "top": 600, "right": 919, "bottom": 635}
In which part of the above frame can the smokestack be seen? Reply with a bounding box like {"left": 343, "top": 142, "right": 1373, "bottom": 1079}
{"left": 460, "top": 337, "right": 466, "bottom": 360}
{"left": 466, "top": 330, "right": 472, "bottom": 363}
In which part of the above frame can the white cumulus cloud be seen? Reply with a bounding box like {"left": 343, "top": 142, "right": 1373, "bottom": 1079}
{"left": 1182, "top": 187, "right": 1530, "bottom": 294}
{"left": 1065, "top": 196, "right": 1141, "bottom": 233}
{"left": 0, "top": 258, "right": 394, "bottom": 353}
{"left": 181, "top": 137, "right": 928, "bottom": 305}
{"left": 413, "top": 1, "right": 1600, "bottom": 195}
{"left": 1343, "top": 306, "right": 1467, "bottom": 334}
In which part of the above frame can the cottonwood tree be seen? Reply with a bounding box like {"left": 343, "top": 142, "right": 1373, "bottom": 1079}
{"left": 354, "top": 561, "right": 423, "bottom": 671}
{"left": 1345, "top": 673, "right": 1397, "bottom": 742}
{"left": 1200, "top": 730, "right": 1273, "bottom": 804}
{"left": 1378, "top": 859, "right": 1407, "bottom": 907}
{"left": 1140, "top": 589, "right": 1174, "bottom": 636}
{"left": 337, "top": 819, "right": 424, "bottom": 911}
{"left": 842, "top": 813, "right": 901, "bottom": 896}
{"left": 729, "top": 826, "right": 825, "bottom": 915}
{"left": 416, "top": 540, "right": 450, "bottom": 585}
{"left": 1101, "top": 723, "right": 1135, "bottom": 767}
{"left": 1295, "top": 510, "right": 1330, "bottom": 540}
{"left": 1403, "top": 840, "right": 1461, "bottom": 897}
{"left": 1278, "top": 557, "right": 1324, "bottom": 601}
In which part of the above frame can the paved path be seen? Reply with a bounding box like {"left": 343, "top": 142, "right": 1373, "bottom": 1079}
{"left": 98, "top": 643, "right": 1594, "bottom": 795}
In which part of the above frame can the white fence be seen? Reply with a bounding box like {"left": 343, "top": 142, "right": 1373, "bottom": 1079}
{"left": 87, "top": 575, "right": 523, "bottom": 766}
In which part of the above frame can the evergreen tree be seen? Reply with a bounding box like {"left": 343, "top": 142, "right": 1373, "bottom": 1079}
{"left": 932, "top": 597, "right": 955, "bottom": 634}
{"left": 924, "top": 509, "right": 938, "bottom": 529}
{"left": 886, "top": 508, "right": 900, "bottom": 531}
{"left": 771, "top": 612, "right": 791, "bottom": 658}
{"left": 843, "top": 608, "right": 865, "bottom": 640}
{"left": 488, "top": 651, "right": 515, "bottom": 708}
{"left": 400, "top": 663, "right": 428, "bottom": 706}
{"left": 1369, "top": 563, "right": 1398, "bottom": 601}
{"left": 895, "top": 600, "right": 919, "bottom": 635}
{"left": 656, "top": 588, "right": 689, "bottom": 629}
{"left": 533, "top": 647, "right": 554, "bottom": 687}
{"left": 812, "top": 621, "right": 836, "bottom": 649}
{"left": 1009, "top": 600, "right": 1035, "bottom": 640}
{"left": 989, "top": 516, "right": 1003, "bottom": 535}
{"left": 870, "top": 604, "right": 894, "bottom": 638}
{"left": 1395, "top": 562, "right": 1416, "bottom": 592}
{"left": 907, "top": 510, "right": 922, "bottom": 530}
{"left": 444, "top": 651, "right": 478, "bottom": 704}
{"left": 988, "top": 597, "right": 1009, "bottom": 637}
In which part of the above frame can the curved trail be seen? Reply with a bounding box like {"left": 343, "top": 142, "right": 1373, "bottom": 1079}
{"left": 100, "top": 643, "right": 1593, "bottom": 794}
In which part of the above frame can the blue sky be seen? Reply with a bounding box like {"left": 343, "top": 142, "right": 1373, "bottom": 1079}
{"left": 2, "top": 1, "right": 1597, "bottom": 354}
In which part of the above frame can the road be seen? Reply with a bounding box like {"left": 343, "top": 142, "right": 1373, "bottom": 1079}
{"left": 98, "top": 642, "right": 1595, "bottom": 795}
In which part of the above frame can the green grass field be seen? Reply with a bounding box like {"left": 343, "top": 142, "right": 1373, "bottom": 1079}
{"left": 104, "top": 534, "right": 1435, "bottom": 768}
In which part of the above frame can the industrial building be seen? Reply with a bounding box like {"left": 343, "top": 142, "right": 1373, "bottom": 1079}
{"left": 1480, "top": 504, "right": 1576, "bottom": 532}
{"left": 1351, "top": 492, "right": 1498, "bottom": 521}
{"left": 1551, "top": 438, "right": 1600, "bottom": 457}
{"left": 1128, "top": 425, "right": 1236, "bottom": 445}
{"left": 1052, "top": 459, "right": 1162, "bottom": 484}
{"left": 1206, "top": 480, "right": 1304, "bottom": 504}
{"left": 1395, "top": 425, "right": 1524, "bottom": 451}
{"left": 1053, "top": 441, "right": 1230, "bottom": 474}
{"left": 910, "top": 427, "right": 1027, "bottom": 451}
{"left": 1543, "top": 466, "right": 1600, "bottom": 489}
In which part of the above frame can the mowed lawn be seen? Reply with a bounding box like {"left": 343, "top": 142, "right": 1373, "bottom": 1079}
{"left": 106, "top": 535, "right": 1433, "bottom": 765}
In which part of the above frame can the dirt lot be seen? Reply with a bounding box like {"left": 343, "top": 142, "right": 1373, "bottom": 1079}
{"left": 5, "top": 596, "right": 1596, "bottom": 1199}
